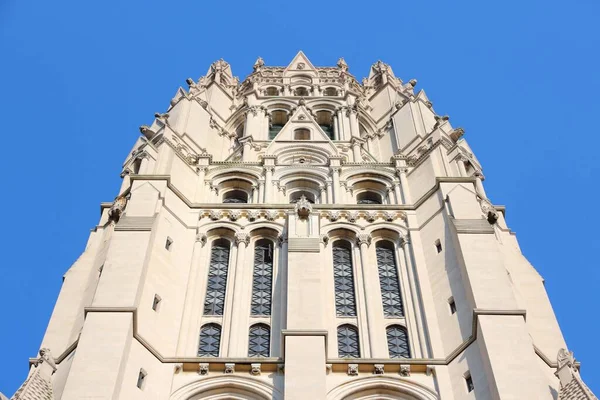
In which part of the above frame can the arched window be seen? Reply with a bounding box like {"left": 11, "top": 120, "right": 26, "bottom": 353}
{"left": 198, "top": 323, "right": 221, "bottom": 357}
{"left": 386, "top": 325, "right": 410, "bottom": 358}
{"left": 357, "top": 191, "right": 382, "bottom": 204}
{"left": 294, "top": 128, "right": 310, "bottom": 140}
{"left": 337, "top": 324, "right": 360, "bottom": 358}
{"left": 332, "top": 241, "right": 357, "bottom": 316}
{"left": 295, "top": 87, "right": 309, "bottom": 96}
{"left": 265, "top": 87, "right": 279, "bottom": 96}
{"left": 248, "top": 324, "right": 270, "bottom": 357}
{"left": 203, "top": 240, "right": 231, "bottom": 315}
{"left": 223, "top": 190, "right": 248, "bottom": 203}
{"left": 251, "top": 240, "right": 274, "bottom": 316}
{"left": 323, "top": 87, "right": 338, "bottom": 96}
{"left": 316, "top": 110, "right": 334, "bottom": 139}
{"left": 269, "top": 110, "right": 288, "bottom": 140}
{"left": 376, "top": 241, "right": 404, "bottom": 317}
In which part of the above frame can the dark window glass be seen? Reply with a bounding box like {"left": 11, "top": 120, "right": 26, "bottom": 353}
{"left": 466, "top": 375, "right": 475, "bottom": 392}
{"left": 376, "top": 244, "right": 404, "bottom": 317}
{"left": 251, "top": 241, "right": 273, "bottom": 316}
{"left": 386, "top": 325, "right": 411, "bottom": 358}
{"left": 357, "top": 192, "right": 382, "bottom": 204}
{"left": 198, "top": 324, "right": 221, "bottom": 357}
{"left": 203, "top": 242, "right": 230, "bottom": 316}
{"left": 337, "top": 324, "right": 360, "bottom": 358}
{"left": 248, "top": 324, "right": 270, "bottom": 357}
{"left": 333, "top": 243, "right": 357, "bottom": 316}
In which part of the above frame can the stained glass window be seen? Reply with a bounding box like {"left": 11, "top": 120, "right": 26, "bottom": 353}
{"left": 333, "top": 242, "right": 357, "bottom": 317}
{"left": 198, "top": 323, "right": 221, "bottom": 357}
{"left": 386, "top": 325, "right": 410, "bottom": 358}
{"left": 337, "top": 324, "right": 360, "bottom": 358}
{"left": 203, "top": 241, "right": 231, "bottom": 316}
{"left": 376, "top": 243, "right": 404, "bottom": 317}
{"left": 248, "top": 324, "right": 270, "bottom": 357}
{"left": 251, "top": 240, "right": 273, "bottom": 316}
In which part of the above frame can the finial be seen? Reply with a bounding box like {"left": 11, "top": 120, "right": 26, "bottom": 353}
{"left": 253, "top": 57, "right": 264, "bottom": 72}
{"left": 337, "top": 57, "right": 348, "bottom": 71}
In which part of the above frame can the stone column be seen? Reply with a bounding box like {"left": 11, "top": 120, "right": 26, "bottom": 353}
{"left": 319, "top": 185, "right": 327, "bottom": 205}
{"left": 193, "top": 166, "right": 208, "bottom": 203}
{"left": 226, "top": 232, "right": 250, "bottom": 356}
{"left": 251, "top": 185, "right": 258, "bottom": 203}
{"left": 396, "top": 167, "right": 412, "bottom": 204}
{"left": 348, "top": 105, "right": 359, "bottom": 137}
{"left": 264, "top": 166, "right": 274, "bottom": 203}
{"left": 326, "top": 182, "right": 333, "bottom": 204}
{"left": 393, "top": 182, "right": 402, "bottom": 205}
{"left": 456, "top": 155, "right": 468, "bottom": 177}
{"left": 333, "top": 114, "right": 339, "bottom": 140}
{"left": 336, "top": 108, "right": 344, "bottom": 140}
{"left": 242, "top": 140, "right": 252, "bottom": 162}
{"left": 331, "top": 167, "right": 341, "bottom": 203}
{"left": 258, "top": 181, "right": 265, "bottom": 203}
{"left": 474, "top": 171, "right": 487, "bottom": 199}
{"left": 356, "top": 233, "right": 377, "bottom": 357}
{"left": 351, "top": 137, "right": 363, "bottom": 162}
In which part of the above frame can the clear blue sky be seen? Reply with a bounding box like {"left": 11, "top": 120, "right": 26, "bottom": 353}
{"left": 1, "top": 0, "right": 598, "bottom": 395}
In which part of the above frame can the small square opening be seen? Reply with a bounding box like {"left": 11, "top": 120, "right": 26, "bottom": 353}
{"left": 165, "top": 237, "right": 173, "bottom": 251}
{"left": 435, "top": 239, "right": 442, "bottom": 253}
{"left": 465, "top": 373, "right": 474, "bottom": 392}
{"left": 448, "top": 297, "right": 457, "bottom": 314}
{"left": 152, "top": 294, "right": 162, "bottom": 312}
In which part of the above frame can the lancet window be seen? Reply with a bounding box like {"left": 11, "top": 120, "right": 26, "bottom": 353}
{"left": 248, "top": 324, "right": 270, "bottom": 357}
{"left": 332, "top": 241, "right": 357, "bottom": 317}
{"left": 198, "top": 323, "right": 222, "bottom": 357}
{"left": 251, "top": 240, "right": 274, "bottom": 316}
{"left": 337, "top": 324, "right": 360, "bottom": 358}
{"left": 203, "top": 240, "right": 231, "bottom": 316}
{"left": 386, "top": 325, "right": 410, "bottom": 358}
{"left": 376, "top": 241, "right": 404, "bottom": 317}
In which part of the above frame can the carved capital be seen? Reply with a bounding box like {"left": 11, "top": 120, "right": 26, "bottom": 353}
{"left": 356, "top": 233, "right": 372, "bottom": 247}
{"left": 399, "top": 235, "right": 411, "bottom": 248}
{"left": 277, "top": 235, "right": 287, "bottom": 247}
{"left": 234, "top": 232, "right": 250, "bottom": 246}
{"left": 320, "top": 234, "right": 330, "bottom": 247}
{"left": 474, "top": 171, "right": 485, "bottom": 181}
{"left": 196, "top": 232, "right": 207, "bottom": 246}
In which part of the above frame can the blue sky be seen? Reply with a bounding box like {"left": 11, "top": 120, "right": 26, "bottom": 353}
{"left": 1, "top": 0, "right": 598, "bottom": 395}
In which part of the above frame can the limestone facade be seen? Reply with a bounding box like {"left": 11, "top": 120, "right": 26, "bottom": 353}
{"left": 6, "top": 52, "right": 596, "bottom": 399}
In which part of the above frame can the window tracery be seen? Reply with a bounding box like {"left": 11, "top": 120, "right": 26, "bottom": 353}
{"left": 333, "top": 241, "right": 357, "bottom": 317}
{"left": 387, "top": 325, "right": 410, "bottom": 358}
{"left": 251, "top": 240, "right": 274, "bottom": 316}
{"left": 248, "top": 324, "right": 270, "bottom": 357}
{"left": 376, "top": 242, "right": 404, "bottom": 317}
{"left": 337, "top": 324, "right": 360, "bottom": 358}
{"left": 198, "top": 323, "right": 222, "bottom": 357}
{"left": 203, "top": 240, "right": 231, "bottom": 316}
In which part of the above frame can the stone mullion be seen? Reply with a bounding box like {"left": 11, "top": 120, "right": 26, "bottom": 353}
{"left": 220, "top": 237, "right": 240, "bottom": 356}
{"left": 362, "top": 238, "right": 388, "bottom": 358}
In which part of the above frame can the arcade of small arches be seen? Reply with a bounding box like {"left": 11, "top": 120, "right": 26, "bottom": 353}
{"left": 205, "top": 169, "right": 404, "bottom": 206}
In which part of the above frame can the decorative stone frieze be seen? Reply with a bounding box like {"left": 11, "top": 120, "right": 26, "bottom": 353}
{"left": 399, "top": 365, "right": 411, "bottom": 377}
{"left": 348, "top": 364, "right": 359, "bottom": 376}
{"left": 374, "top": 364, "right": 385, "bottom": 375}
{"left": 198, "top": 363, "right": 209, "bottom": 375}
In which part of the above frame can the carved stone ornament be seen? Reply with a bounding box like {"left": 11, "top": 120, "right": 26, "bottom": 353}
{"left": 198, "top": 363, "right": 209, "bottom": 375}
{"left": 327, "top": 210, "right": 341, "bottom": 222}
{"left": 208, "top": 210, "right": 222, "bottom": 221}
{"left": 228, "top": 210, "right": 242, "bottom": 221}
{"left": 295, "top": 195, "right": 313, "bottom": 218}
{"left": 399, "top": 365, "right": 411, "bottom": 377}
{"left": 426, "top": 365, "right": 435, "bottom": 376}
{"left": 224, "top": 363, "right": 235, "bottom": 374}
{"left": 108, "top": 195, "right": 128, "bottom": 223}
{"left": 265, "top": 210, "right": 279, "bottom": 221}
{"left": 557, "top": 348, "right": 575, "bottom": 370}
{"left": 337, "top": 57, "right": 348, "bottom": 71}
{"left": 364, "top": 210, "right": 378, "bottom": 222}
{"left": 320, "top": 234, "right": 330, "bottom": 247}
{"left": 235, "top": 232, "right": 250, "bottom": 246}
{"left": 196, "top": 232, "right": 207, "bottom": 247}
{"left": 374, "top": 364, "right": 385, "bottom": 375}
{"left": 346, "top": 211, "right": 359, "bottom": 222}
{"left": 277, "top": 235, "right": 287, "bottom": 247}
{"left": 174, "top": 363, "right": 183, "bottom": 373}
{"left": 250, "top": 363, "right": 261, "bottom": 376}
{"left": 383, "top": 211, "right": 396, "bottom": 222}
{"left": 247, "top": 210, "right": 260, "bottom": 221}
{"left": 326, "top": 364, "right": 333, "bottom": 374}
{"left": 480, "top": 199, "right": 499, "bottom": 225}
{"left": 348, "top": 364, "right": 359, "bottom": 376}
{"left": 36, "top": 348, "right": 57, "bottom": 370}
{"left": 297, "top": 62, "right": 305, "bottom": 70}
{"left": 253, "top": 57, "right": 264, "bottom": 72}
{"left": 356, "top": 233, "right": 372, "bottom": 247}
{"left": 399, "top": 235, "right": 411, "bottom": 248}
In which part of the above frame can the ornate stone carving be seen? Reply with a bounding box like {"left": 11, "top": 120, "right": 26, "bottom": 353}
{"left": 346, "top": 211, "right": 359, "bottom": 222}
{"left": 265, "top": 210, "right": 279, "bottom": 221}
{"left": 198, "top": 363, "right": 209, "bottom": 375}
{"left": 356, "top": 233, "right": 372, "bottom": 247}
{"left": 297, "top": 62, "right": 305, "bottom": 69}
{"left": 450, "top": 127, "right": 465, "bottom": 142}
{"left": 295, "top": 195, "right": 313, "bottom": 218}
{"left": 36, "top": 348, "right": 56, "bottom": 370}
{"left": 174, "top": 363, "right": 183, "bottom": 373}
{"left": 208, "top": 210, "right": 222, "bottom": 221}
{"left": 326, "top": 364, "right": 333, "bottom": 374}
{"left": 108, "top": 195, "right": 127, "bottom": 223}
{"left": 196, "top": 232, "right": 207, "bottom": 247}
{"left": 348, "top": 364, "right": 359, "bottom": 376}
{"left": 277, "top": 235, "right": 287, "bottom": 247}
{"left": 250, "top": 363, "right": 262, "bottom": 376}
{"left": 426, "top": 365, "right": 435, "bottom": 376}
{"left": 399, "top": 365, "right": 411, "bottom": 377}
{"left": 320, "top": 234, "right": 330, "bottom": 247}
{"left": 374, "top": 364, "right": 385, "bottom": 375}
{"left": 327, "top": 210, "right": 341, "bottom": 221}
{"left": 246, "top": 210, "right": 260, "bottom": 221}
{"left": 557, "top": 348, "right": 575, "bottom": 370}
{"left": 480, "top": 199, "right": 499, "bottom": 224}
{"left": 224, "top": 363, "right": 235, "bottom": 374}
{"left": 364, "top": 210, "right": 378, "bottom": 222}
{"left": 399, "top": 235, "right": 411, "bottom": 248}
{"left": 253, "top": 57, "right": 264, "bottom": 72}
{"left": 235, "top": 232, "right": 250, "bottom": 246}
{"left": 337, "top": 57, "right": 348, "bottom": 71}
{"left": 228, "top": 210, "right": 242, "bottom": 221}
{"left": 383, "top": 211, "right": 396, "bottom": 222}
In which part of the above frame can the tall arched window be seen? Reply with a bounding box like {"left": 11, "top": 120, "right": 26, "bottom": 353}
{"left": 198, "top": 323, "right": 222, "bottom": 357}
{"left": 386, "top": 325, "right": 410, "bottom": 358}
{"left": 251, "top": 240, "right": 274, "bottom": 316}
{"left": 376, "top": 241, "right": 404, "bottom": 317}
{"left": 203, "top": 239, "right": 231, "bottom": 316}
{"left": 248, "top": 324, "right": 270, "bottom": 357}
{"left": 337, "top": 324, "right": 360, "bottom": 358}
{"left": 332, "top": 241, "right": 357, "bottom": 317}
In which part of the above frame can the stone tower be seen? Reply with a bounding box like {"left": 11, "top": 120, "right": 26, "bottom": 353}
{"left": 8, "top": 52, "right": 596, "bottom": 400}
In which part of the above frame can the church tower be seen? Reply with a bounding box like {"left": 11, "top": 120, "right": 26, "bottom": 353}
{"left": 8, "top": 52, "right": 596, "bottom": 399}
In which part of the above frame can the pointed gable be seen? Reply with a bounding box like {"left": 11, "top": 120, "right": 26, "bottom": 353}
{"left": 284, "top": 51, "right": 318, "bottom": 77}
